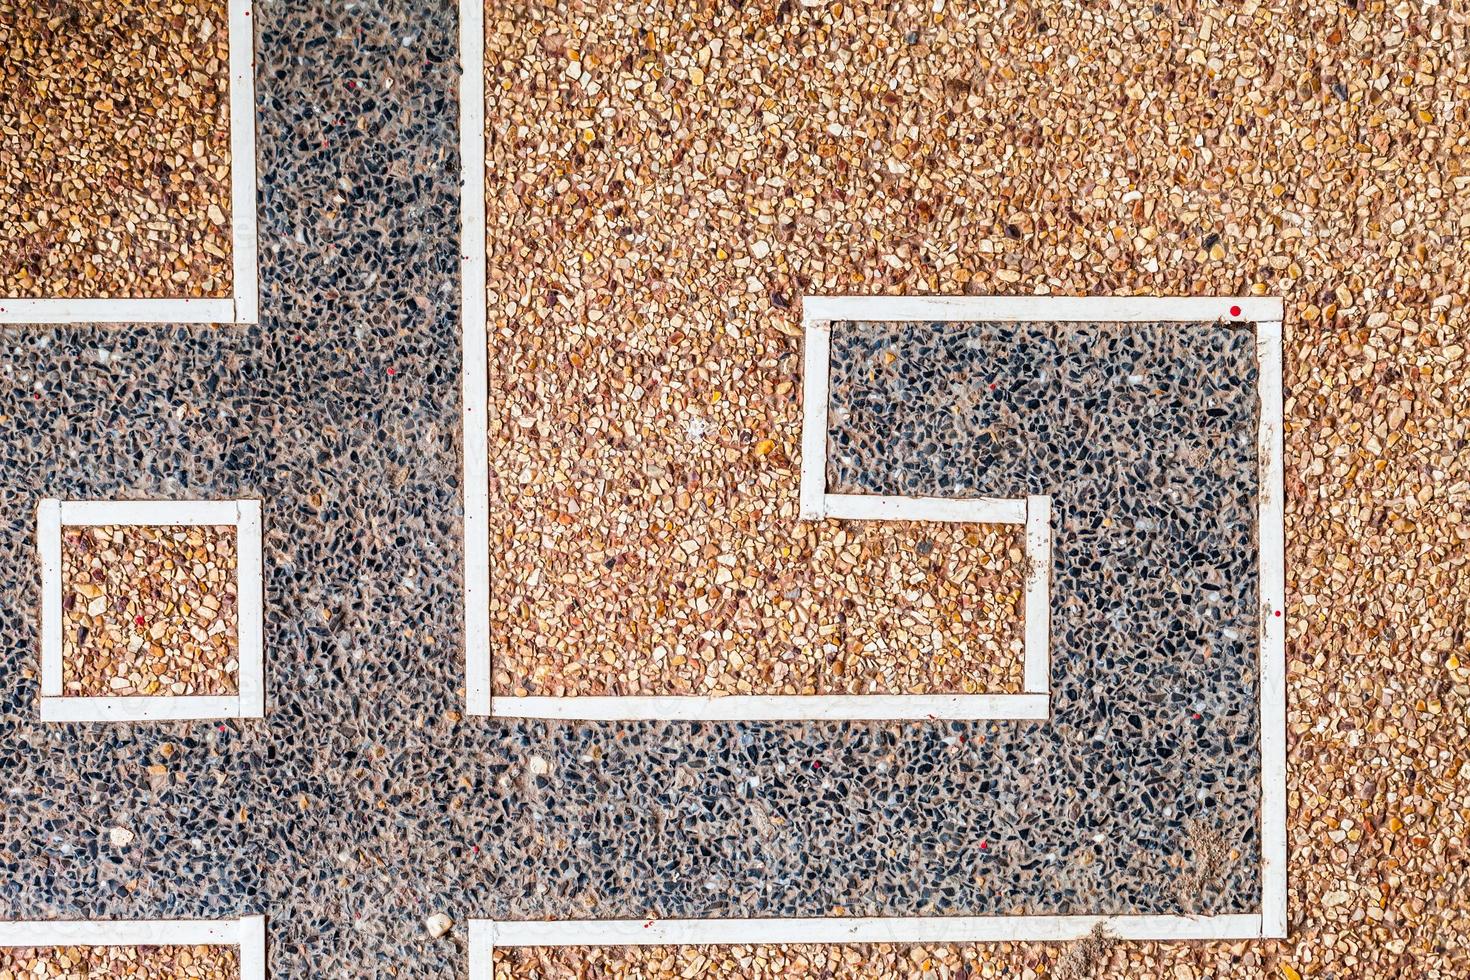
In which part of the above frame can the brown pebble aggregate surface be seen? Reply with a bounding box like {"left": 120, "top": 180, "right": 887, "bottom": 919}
{"left": 0, "top": 944, "right": 238, "bottom": 979}
{"left": 0, "top": 0, "right": 234, "bottom": 299}
{"left": 497, "top": 517, "right": 1024, "bottom": 697}
{"left": 484, "top": 0, "right": 1470, "bottom": 976}
{"left": 0, "top": 0, "right": 1467, "bottom": 976}
{"left": 60, "top": 524, "right": 239, "bottom": 697}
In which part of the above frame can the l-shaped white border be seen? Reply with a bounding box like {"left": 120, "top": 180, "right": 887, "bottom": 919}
{"left": 0, "top": 915, "right": 265, "bottom": 977}
{"left": 468, "top": 298, "right": 1286, "bottom": 950}
{"left": 0, "top": 0, "right": 257, "bottom": 325}
{"left": 37, "top": 498, "right": 265, "bottom": 722}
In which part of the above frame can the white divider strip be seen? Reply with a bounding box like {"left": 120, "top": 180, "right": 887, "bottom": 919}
{"left": 823, "top": 494, "right": 1027, "bottom": 525}
{"left": 227, "top": 0, "right": 259, "bottom": 324}
{"left": 0, "top": 298, "right": 237, "bottom": 325}
{"left": 0, "top": 917, "right": 244, "bottom": 946}
{"left": 460, "top": 0, "right": 491, "bottom": 717}
{"left": 491, "top": 694, "right": 1049, "bottom": 722}
{"left": 468, "top": 919, "right": 495, "bottom": 979}
{"left": 798, "top": 321, "right": 831, "bottom": 520}
{"left": 234, "top": 499, "right": 266, "bottom": 718}
{"left": 37, "top": 500, "right": 63, "bottom": 697}
{"left": 58, "top": 499, "right": 242, "bottom": 526}
{"left": 479, "top": 913, "right": 1263, "bottom": 949}
{"left": 40, "top": 696, "right": 242, "bottom": 722}
{"left": 1257, "top": 320, "right": 1288, "bottom": 938}
{"left": 1022, "top": 495, "right": 1052, "bottom": 694}
{"left": 238, "top": 914, "right": 268, "bottom": 980}
{"left": 801, "top": 295, "right": 1283, "bottom": 325}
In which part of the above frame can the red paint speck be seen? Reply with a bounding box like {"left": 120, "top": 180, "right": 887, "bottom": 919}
{"left": 1274, "top": 610, "right": 1282, "bottom": 617}
{"left": 1230, "top": 305, "right": 1242, "bottom": 317}
{"left": 135, "top": 615, "right": 145, "bottom": 626}
{"left": 979, "top": 841, "right": 988, "bottom": 850}
{"left": 387, "top": 367, "right": 396, "bottom": 376}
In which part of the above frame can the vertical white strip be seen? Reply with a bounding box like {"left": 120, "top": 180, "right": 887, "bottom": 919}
{"left": 238, "top": 914, "right": 267, "bottom": 980}
{"left": 1256, "top": 320, "right": 1287, "bottom": 937}
{"left": 460, "top": 0, "right": 491, "bottom": 716}
{"left": 227, "top": 0, "right": 259, "bottom": 323}
{"left": 1022, "top": 495, "right": 1052, "bottom": 695}
{"left": 468, "top": 919, "right": 494, "bottom": 978}
{"left": 798, "top": 320, "right": 831, "bottom": 520}
{"left": 37, "top": 499, "right": 63, "bottom": 698}
{"left": 235, "top": 499, "right": 266, "bottom": 717}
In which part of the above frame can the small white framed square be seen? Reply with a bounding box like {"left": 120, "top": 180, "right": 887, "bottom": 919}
{"left": 37, "top": 498, "right": 264, "bottom": 722}
{"left": 0, "top": 915, "right": 265, "bottom": 978}
{"left": 0, "top": 0, "right": 258, "bottom": 325}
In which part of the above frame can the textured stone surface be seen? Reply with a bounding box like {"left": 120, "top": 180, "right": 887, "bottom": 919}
{"left": 0, "top": 944, "right": 238, "bottom": 978}
{"left": 61, "top": 523, "right": 239, "bottom": 697}
{"left": 0, "top": 0, "right": 233, "bottom": 298}
{"left": 827, "top": 318, "right": 1263, "bottom": 913}
{"left": 1, "top": 0, "right": 1468, "bottom": 978}
{"left": 498, "top": 517, "right": 1026, "bottom": 697}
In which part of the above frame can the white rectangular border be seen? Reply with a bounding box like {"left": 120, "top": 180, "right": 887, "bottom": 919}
{"left": 36, "top": 498, "right": 265, "bottom": 721}
{"left": 0, "top": 915, "right": 265, "bottom": 979}
{"left": 0, "top": 0, "right": 258, "bottom": 325}
{"left": 460, "top": 0, "right": 491, "bottom": 717}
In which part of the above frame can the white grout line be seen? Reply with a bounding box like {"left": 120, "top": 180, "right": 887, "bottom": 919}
{"left": 491, "top": 694, "right": 1050, "bottom": 722}
{"left": 37, "top": 498, "right": 266, "bottom": 723}
{"left": 0, "top": 298, "right": 238, "bottom": 325}
{"left": 234, "top": 499, "right": 266, "bottom": 718}
{"left": 798, "top": 321, "right": 831, "bottom": 519}
{"left": 238, "top": 914, "right": 268, "bottom": 980}
{"left": 476, "top": 913, "right": 1263, "bottom": 950}
{"left": 0, "top": 915, "right": 257, "bottom": 947}
{"left": 1256, "top": 320, "right": 1288, "bottom": 938}
{"left": 801, "top": 295, "right": 1283, "bottom": 325}
{"left": 37, "top": 499, "right": 63, "bottom": 697}
{"left": 467, "top": 919, "right": 494, "bottom": 979}
{"left": 40, "top": 696, "right": 243, "bottom": 722}
{"left": 58, "top": 498, "right": 243, "bottom": 526}
{"left": 1022, "top": 495, "right": 1052, "bottom": 694}
{"left": 460, "top": 0, "right": 491, "bottom": 717}
{"left": 823, "top": 494, "right": 1027, "bottom": 525}
{"left": 227, "top": 0, "right": 259, "bottom": 324}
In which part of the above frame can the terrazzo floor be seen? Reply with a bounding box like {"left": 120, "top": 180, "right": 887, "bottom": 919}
{"left": 0, "top": 2, "right": 1369, "bottom": 979}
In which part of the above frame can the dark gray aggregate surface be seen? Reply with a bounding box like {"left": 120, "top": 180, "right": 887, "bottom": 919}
{"left": 0, "top": 1, "right": 1262, "bottom": 974}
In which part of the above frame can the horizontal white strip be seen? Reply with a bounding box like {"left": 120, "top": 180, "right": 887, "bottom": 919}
{"left": 40, "top": 696, "right": 242, "bottom": 722}
{"left": 491, "top": 694, "right": 1049, "bottom": 721}
{"left": 802, "top": 295, "right": 1282, "bottom": 325}
{"left": 0, "top": 298, "right": 238, "bottom": 325}
{"left": 0, "top": 917, "right": 243, "bottom": 945}
{"left": 57, "top": 499, "right": 246, "bottom": 526}
{"left": 822, "top": 494, "right": 1027, "bottom": 524}
{"left": 483, "top": 913, "right": 1262, "bottom": 947}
